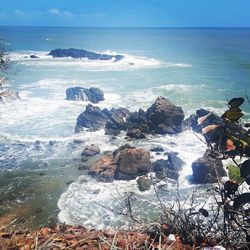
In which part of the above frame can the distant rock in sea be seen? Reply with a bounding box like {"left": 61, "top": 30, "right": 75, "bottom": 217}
{"left": 48, "top": 48, "right": 124, "bottom": 61}
{"left": 66, "top": 87, "right": 104, "bottom": 103}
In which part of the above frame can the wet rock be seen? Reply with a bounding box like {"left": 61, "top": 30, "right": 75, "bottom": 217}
{"left": 150, "top": 146, "right": 164, "bottom": 152}
{"left": 48, "top": 48, "right": 124, "bottom": 61}
{"left": 137, "top": 176, "right": 152, "bottom": 191}
{"left": 146, "top": 97, "right": 184, "bottom": 134}
{"left": 75, "top": 104, "right": 108, "bottom": 132}
{"left": 78, "top": 165, "right": 88, "bottom": 170}
{"left": 76, "top": 104, "right": 131, "bottom": 133}
{"left": 114, "top": 146, "right": 151, "bottom": 180}
{"left": 167, "top": 152, "right": 185, "bottom": 171}
{"left": 81, "top": 144, "right": 100, "bottom": 157}
{"left": 66, "top": 87, "right": 104, "bottom": 103}
{"left": 192, "top": 150, "right": 227, "bottom": 183}
{"left": 126, "top": 128, "right": 146, "bottom": 139}
{"left": 0, "top": 90, "right": 20, "bottom": 104}
{"left": 30, "top": 55, "right": 39, "bottom": 58}
{"left": 88, "top": 154, "right": 116, "bottom": 182}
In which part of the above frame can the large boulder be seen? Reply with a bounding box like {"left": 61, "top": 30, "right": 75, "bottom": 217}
{"left": 146, "top": 97, "right": 184, "bottom": 134}
{"left": 75, "top": 104, "right": 131, "bottom": 133}
{"left": 137, "top": 176, "right": 152, "bottom": 192}
{"left": 114, "top": 145, "right": 151, "bottom": 180}
{"left": 75, "top": 104, "right": 109, "bottom": 132}
{"left": 0, "top": 90, "right": 20, "bottom": 104}
{"left": 192, "top": 150, "right": 227, "bottom": 183}
{"left": 88, "top": 154, "right": 117, "bottom": 182}
{"left": 66, "top": 87, "right": 104, "bottom": 103}
{"left": 48, "top": 48, "right": 124, "bottom": 62}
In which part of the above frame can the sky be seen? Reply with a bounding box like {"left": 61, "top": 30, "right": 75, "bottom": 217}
{"left": 0, "top": 0, "right": 250, "bottom": 27}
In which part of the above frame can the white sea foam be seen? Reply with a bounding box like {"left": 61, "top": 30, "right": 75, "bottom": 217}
{"left": 8, "top": 50, "right": 191, "bottom": 71}
{"left": 57, "top": 130, "right": 207, "bottom": 229}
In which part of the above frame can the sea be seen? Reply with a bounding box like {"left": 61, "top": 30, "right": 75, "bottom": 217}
{"left": 0, "top": 27, "right": 250, "bottom": 229}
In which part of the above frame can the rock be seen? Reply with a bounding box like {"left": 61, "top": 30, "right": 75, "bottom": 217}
{"left": 146, "top": 97, "right": 184, "bottom": 134}
{"left": 66, "top": 87, "right": 104, "bottom": 103}
{"left": 150, "top": 146, "right": 164, "bottom": 152}
{"left": 192, "top": 150, "right": 227, "bottom": 183}
{"left": 88, "top": 154, "right": 117, "bottom": 182}
{"left": 75, "top": 104, "right": 109, "bottom": 132}
{"left": 81, "top": 144, "right": 100, "bottom": 157}
{"left": 75, "top": 104, "right": 131, "bottom": 133}
{"left": 114, "top": 146, "right": 151, "bottom": 180}
{"left": 30, "top": 55, "right": 39, "bottom": 58}
{"left": 137, "top": 176, "right": 152, "bottom": 191}
{"left": 167, "top": 152, "right": 185, "bottom": 171}
{"left": 126, "top": 128, "right": 146, "bottom": 139}
{"left": 152, "top": 153, "right": 184, "bottom": 181}
{"left": 0, "top": 90, "right": 20, "bottom": 104}
{"left": 48, "top": 48, "right": 124, "bottom": 62}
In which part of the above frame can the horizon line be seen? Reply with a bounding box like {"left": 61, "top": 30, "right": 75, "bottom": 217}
{"left": 1, "top": 25, "right": 250, "bottom": 29}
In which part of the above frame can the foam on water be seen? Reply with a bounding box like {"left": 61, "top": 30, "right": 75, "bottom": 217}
{"left": 8, "top": 51, "right": 191, "bottom": 71}
{"left": 57, "top": 130, "right": 207, "bottom": 229}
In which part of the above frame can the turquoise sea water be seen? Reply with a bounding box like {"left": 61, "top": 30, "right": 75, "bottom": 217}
{"left": 0, "top": 27, "right": 249, "bottom": 229}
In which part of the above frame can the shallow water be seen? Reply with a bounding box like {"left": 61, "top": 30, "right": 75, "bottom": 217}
{"left": 0, "top": 27, "right": 249, "bottom": 229}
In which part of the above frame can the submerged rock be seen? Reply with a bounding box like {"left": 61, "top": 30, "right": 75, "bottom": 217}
{"left": 192, "top": 150, "right": 227, "bottom": 183}
{"left": 137, "top": 176, "right": 152, "bottom": 192}
{"left": 48, "top": 48, "right": 124, "bottom": 61}
{"left": 0, "top": 90, "right": 20, "bottom": 104}
{"left": 66, "top": 87, "right": 104, "bottom": 103}
{"left": 81, "top": 144, "right": 100, "bottom": 157}
{"left": 30, "top": 55, "right": 39, "bottom": 59}
{"left": 146, "top": 97, "right": 184, "bottom": 134}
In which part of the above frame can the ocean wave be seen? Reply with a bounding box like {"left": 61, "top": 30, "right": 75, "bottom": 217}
{"left": 8, "top": 50, "right": 191, "bottom": 71}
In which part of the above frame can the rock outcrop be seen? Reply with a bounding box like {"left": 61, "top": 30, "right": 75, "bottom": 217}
{"left": 75, "top": 104, "right": 131, "bottom": 133}
{"left": 75, "top": 97, "right": 185, "bottom": 137}
{"left": 192, "top": 150, "right": 227, "bottom": 183}
{"left": 114, "top": 145, "right": 151, "bottom": 180}
{"left": 48, "top": 48, "right": 124, "bottom": 62}
{"left": 146, "top": 97, "right": 184, "bottom": 134}
{"left": 66, "top": 87, "right": 104, "bottom": 103}
{"left": 88, "top": 145, "right": 151, "bottom": 182}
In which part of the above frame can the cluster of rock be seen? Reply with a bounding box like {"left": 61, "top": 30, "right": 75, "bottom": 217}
{"left": 75, "top": 96, "right": 185, "bottom": 136}
{"left": 48, "top": 48, "right": 124, "bottom": 62}
{"left": 87, "top": 144, "right": 185, "bottom": 188}
{"left": 66, "top": 87, "right": 104, "bottom": 103}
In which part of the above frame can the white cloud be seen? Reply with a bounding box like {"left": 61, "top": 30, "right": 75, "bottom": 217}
{"left": 49, "top": 8, "right": 60, "bottom": 15}
{"left": 14, "top": 9, "right": 26, "bottom": 17}
{"left": 63, "top": 11, "right": 74, "bottom": 18}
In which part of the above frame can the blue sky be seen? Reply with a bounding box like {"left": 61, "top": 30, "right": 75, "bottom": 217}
{"left": 0, "top": 0, "right": 250, "bottom": 27}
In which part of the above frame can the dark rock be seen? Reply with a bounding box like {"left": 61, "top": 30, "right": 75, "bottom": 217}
{"left": 146, "top": 97, "right": 184, "bottom": 134}
{"left": 192, "top": 150, "right": 227, "bottom": 183}
{"left": 137, "top": 176, "right": 152, "bottom": 191}
{"left": 167, "top": 152, "right": 185, "bottom": 171}
{"left": 150, "top": 146, "right": 164, "bottom": 152}
{"left": 114, "top": 146, "right": 151, "bottom": 180}
{"left": 153, "top": 159, "right": 170, "bottom": 172}
{"left": 78, "top": 165, "right": 88, "bottom": 170}
{"left": 30, "top": 55, "right": 39, "bottom": 59}
{"left": 75, "top": 104, "right": 109, "bottom": 132}
{"left": 126, "top": 128, "right": 146, "bottom": 139}
{"left": 81, "top": 144, "right": 100, "bottom": 157}
{"left": 0, "top": 90, "right": 20, "bottom": 104}
{"left": 48, "top": 48, "right": 124, "bottom": 62}
{"left": 184, "top": 114, "right": 202, "bottom": 133}
{"left": 75, "top": 104, "right": 131, "bottom": 133}
{"left": 66, "top": 87, "right": 104, "bottom": 103}
{"left": 88, "top": 154, "right": 116, "bottom": 182}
